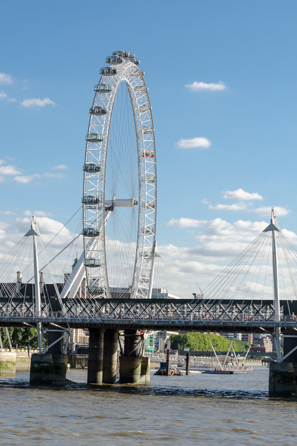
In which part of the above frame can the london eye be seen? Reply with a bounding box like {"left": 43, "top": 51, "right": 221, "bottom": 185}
{"left": 82, "top": 51, "right": 157, "bottom": 299}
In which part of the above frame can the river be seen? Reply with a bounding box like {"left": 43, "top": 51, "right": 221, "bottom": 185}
{"left": 0, "top": 366, "right": 296, "bottom": 445}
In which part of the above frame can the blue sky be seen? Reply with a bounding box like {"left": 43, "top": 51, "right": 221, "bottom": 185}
{"left": 1, "top": 1, "right": 297, "bottom": 295}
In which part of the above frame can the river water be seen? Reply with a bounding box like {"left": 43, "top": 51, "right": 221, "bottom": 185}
{"left": 0, "top": 367, "right": 296, "bottom": 445}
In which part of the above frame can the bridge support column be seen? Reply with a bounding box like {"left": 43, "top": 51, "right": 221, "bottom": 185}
{"left": 269, "top": 362, "right": 296, "bottom": 396}
{"left": 87, "top": 328, "right": 105, "bottom": 385}
{"left": 103, "top": 329, "right": 118, "bottom": 384}
{"left": 30, "top": 326, "right": 68, "bottom": 385}
{"left": 48, "top": 327, "right": 67, "bottom": 382}
{"left": 30, "top": 353, "right": 56, "bottom": 385}
{"left": 119, "top": 330, "right": 150, "bottom": 384}
{"left": 269, "top": 328, "right": 297, "bottom": 396}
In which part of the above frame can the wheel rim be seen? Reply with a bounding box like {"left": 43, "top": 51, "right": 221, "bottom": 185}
{"left": 82, "top": 52, "right": 157, "bottom": 299}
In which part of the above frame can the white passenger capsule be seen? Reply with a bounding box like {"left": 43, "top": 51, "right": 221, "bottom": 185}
{"left": 87, "top": 286, "right": 105, "bottom": 295}
{"left": 83, "top": 163, "right": 101, "bottom": 173}
{"left": 89, "top": 106, "right": 107, "bottom": 115}
{"left": 84, "top": 258, "right": 102, "bottom": 267}
{"left": 85, "top": 133, "right": 104, "bottom": 142}
{"left": 82, "top": 227, "right": 100, "bottom": 237}
{"left": 112, "top": 50, "right": 135, "bottom": 60}
{"left": 106, "top": 55, "right": 123, "bottom": 65}
{"left": 94, "top": 84, "right": 113, "bottom": 93}
{"left": 100, "top": 67, "right": 117, "bottom": 76}
{"left": 81, "top": 195, "right": 101, "bottom": 204}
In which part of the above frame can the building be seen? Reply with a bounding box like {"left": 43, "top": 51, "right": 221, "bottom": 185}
{"left": 241, "top": 333, "right": 254, "bottom": 344}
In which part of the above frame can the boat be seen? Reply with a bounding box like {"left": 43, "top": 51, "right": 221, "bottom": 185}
{"left": 154, "top": 362, "right": 183, "bottom": 376}
{"left": 201, "top": 343, "right": 253, "bottom": 374}
{"left": 203, "top": 369, "right": 234, "bottom": 374}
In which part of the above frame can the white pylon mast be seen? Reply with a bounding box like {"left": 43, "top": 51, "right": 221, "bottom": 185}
{"left": 263, "top": 207, "right": 281, "bottom": 362}
{"left": 25, "top": 216, "right": 42, "bottom": 352}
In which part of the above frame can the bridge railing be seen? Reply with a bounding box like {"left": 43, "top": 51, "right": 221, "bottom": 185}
{"left": 0, "top": 299, "right": 282, "bottom": 323}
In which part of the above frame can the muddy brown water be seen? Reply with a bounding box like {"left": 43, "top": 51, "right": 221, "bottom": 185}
{"left": 0, "top": 367, "right": 296, "bottom": 445}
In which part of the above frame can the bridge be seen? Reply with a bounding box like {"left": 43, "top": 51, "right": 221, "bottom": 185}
{"left": 0, "top": 296, "right": 296, "bottom": 333}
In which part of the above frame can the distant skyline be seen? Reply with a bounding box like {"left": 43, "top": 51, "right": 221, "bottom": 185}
{"left": 1, "top": 1, "right": 297, "bottom": 295}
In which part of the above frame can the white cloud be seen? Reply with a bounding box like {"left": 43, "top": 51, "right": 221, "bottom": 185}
{"left": 254, "top": 206, "right": 290, "bottom": 217}
{"left": 185, "top": 81, "right": 227, "bottom": 92}
{"left": 176, "top": 137, "right": 211, "bottom": 149}
{"left": 0, "top": 73, "right": 13, "bottom": 85}
{"left": 166, "top": 217, "right": 268, "bottom": 262}
{"left": 155, "top": 217, "right": 274, "bottom": 296}
{"left": 53, "top": 164, "right": 67, "bottom": 170}
{"left": 0, "top": 163, "right": 21, "bottom": 176}
{"left": 0, "top": 91, "right": 7, "bottom": 100}
{"left": 0, "top": 211, "right": 16, "bottom": 215}
{"left": 209, "top": 202, "right": 248, "bottom": 211}
{"left": 14, "top": 174, "right": 41, "bottom": 184}
{"left": 43, "top": 172, "right": 63, "bottom": 178}
{"left": 16, "top": 216, "right": 77, "bottom": 247}
{"left": 20, "top": 97, "right": 56, "bottom": 108}
{"left": 7, "top": 98, "right": 18, "bottom": 103}
{"left": 223, "top": 188, "right": 263, "bottom": 201}
{"left": 168, "top": 218, "right": 207, "bottom": 229}
{"left": 24, "top": 210, "right": 52, "bottom": 217}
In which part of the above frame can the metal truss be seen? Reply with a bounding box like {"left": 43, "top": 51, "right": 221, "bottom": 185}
{"left": 83, "top": 53, "right": 157, "bottom": 299}
{"left": 1, "top": 298, "right": 296, "bottom": 333}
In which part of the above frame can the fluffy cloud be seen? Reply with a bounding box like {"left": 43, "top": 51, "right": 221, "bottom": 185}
{"left": 43, "top": 172, "right": 63, "bottom": 178}
{"left": 168, "top": 218, "right": 207, "bottom": 229}
{"left": 14, "top": 174, "right": 41, "bottom": 183}
{"left": 176, "top": 137, "right": 211, "bottom": 149}
{"left": 185, "top": 81, "right": 227, "bottom": 92}
{"left": 0, "top": 73, "right": 13, "bottom": 85}
{"left": 0, "top": 159, "right": 65, "bottom": 184}
{"left": 0, "top": 91, "right": 8, "bottom": 100}
{"left": 0, "top": 161, "right": 21, "bottom": 176}
{"left": 0, "top": 211, "right": 16, "bottom": 215}
{"left": 254, "top": 206, "right": 290, "bottom": 217}
{"left": 24, "top": 210, "right": 52, "bottom": 217}
{"left": 20, "top": 97, "right": 56, "bottom": 108}
{"left": 209, "top": 202, "right": 248, "bottom": 211}
{"left": 223, "top": 188, "right": 263, "bottom": 201}
{"left": 54, "top": 164, "right": 67, "bottom": 170}
{"left": 155, "top": 216, "right": 297, "bottom": 297}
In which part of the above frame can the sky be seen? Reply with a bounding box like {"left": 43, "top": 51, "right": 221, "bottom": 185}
{"left": 1, "top": 1, "right": 297, "bottom": 297}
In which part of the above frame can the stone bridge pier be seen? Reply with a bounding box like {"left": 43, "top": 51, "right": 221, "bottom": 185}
{"left": 269, "top": 329, "right": 297, "bottom": 396}
{"left": 87, "top": 328, "right": 150, "bottom": 385}
{"left": 119, "top": 329, "right": 150, "bottom": 384}
{"left": 30, "top": 325, "right": 67, "bottom": 385}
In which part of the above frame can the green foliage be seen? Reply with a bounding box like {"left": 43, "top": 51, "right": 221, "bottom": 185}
{"left": 171, "top": 332, "right": 250, "bottom": 352}
{"left": 0, "top": 327, "right": 39, "bottom": 348}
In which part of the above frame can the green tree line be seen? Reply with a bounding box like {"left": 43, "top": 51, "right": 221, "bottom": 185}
{"left": 171, "top": 332, "right": 250, "bottom": 352}
{"left": 0, "top": 327, "right": 39, "bottom": 348}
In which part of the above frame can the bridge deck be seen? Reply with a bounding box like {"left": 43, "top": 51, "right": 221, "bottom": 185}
{"left": 0, "top": 297, "right": 296, "bottom": 333}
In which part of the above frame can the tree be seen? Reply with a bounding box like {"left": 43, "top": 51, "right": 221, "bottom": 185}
{"left": 170, "top": 332, "right": 250, "bottom": 352}
{"left": 0, "top": 327, "right": 39, "bottom": 348}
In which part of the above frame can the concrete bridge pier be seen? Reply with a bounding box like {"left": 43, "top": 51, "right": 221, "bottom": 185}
{"left": 87, "top": 328, "right": 105, "bottom": 385}
{"left": 119, "top": 330, "right": 150, "bottom": 384}
{"left": 30, "top": 326, "right": 67, "bottom": 385}
{"left": 269, "top": 329, "right": 297, "bottom": 397}
{"left": 103, "top": 329, "right": 118, "bottom": 384}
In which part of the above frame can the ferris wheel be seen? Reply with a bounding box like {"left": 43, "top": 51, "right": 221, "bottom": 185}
{"left": 82, "top": 51, "right": 157, "bottom": 299}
